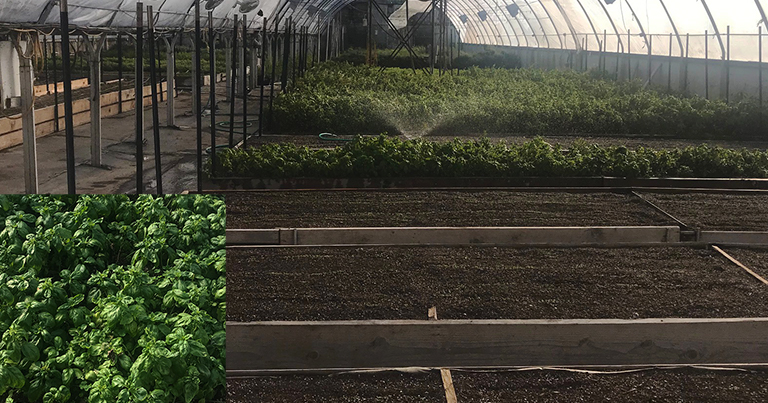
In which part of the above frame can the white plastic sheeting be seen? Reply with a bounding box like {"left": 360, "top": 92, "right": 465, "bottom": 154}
{"left": 1, "top": 0, "right": 768, "bottom": 61}
{"left": 0, "top": 0, "right": 281, "bottom": 29}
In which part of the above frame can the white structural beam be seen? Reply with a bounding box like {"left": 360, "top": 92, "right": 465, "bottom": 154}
{"left": 17, "top": 40, "right": 38, "bottom": 194}
{"left": 85, "top": 34, "right": 108, "bottom": 167}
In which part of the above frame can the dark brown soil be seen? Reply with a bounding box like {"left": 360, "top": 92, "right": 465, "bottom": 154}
{"left": 227, "top": 191, "right": 672, "bottom": 229}
{"left": 227, "top": 368, "right": 768, "bottom": 402}
{"left": 640, "top": 193, "right": 768, "bottom": 231}
{"left": 722, "top": 248, "right": 768, "bottom": 281}
{"left": 226, "top": 246, "right": 768, "bottom": 322}
{"left": 227, "top": 372, "right": 443, "bottom": 403}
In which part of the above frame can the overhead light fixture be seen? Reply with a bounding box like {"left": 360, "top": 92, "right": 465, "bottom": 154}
{"left": 604, "top": 0, "right": 616, "bottom": 4}
{"left": 506, "top": 4, "right": 519, "bottom": 17}
{"left": 459, "top": 15, "right": 468, "bottom": 23}
{"left": 478, "top": 10, "right": 487, "bottom": 21}
{"left": 257, "top": 10, "right": 264, "bottom": 16}
{"left": 238, "top": 0, "right": 261, "bottom": 13}
{"left": 205, "top": 0, "right": 226, "bottom": 10}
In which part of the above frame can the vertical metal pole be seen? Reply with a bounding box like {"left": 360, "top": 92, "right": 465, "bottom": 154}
{"left": 326, "top": 21, "right": 331, "bottom": 61}
{"left": 195, "top": 0, "right": 203, "bottom": 192}
{"left": 627, "top": 30, "right": 631, "bottom": 80}
{"left": 430, "top": 0, "right": 435, "bottom": 73}
{"left": 243, "top": 17, "right": 249, "bottom": 146}
{"left": 52, "top": 34, "right": 60, "bottom": 132}
{"left": 19, "top": 42, "right": 38, "bottom": 194}
{"left": 668, "top": 32, "right": 672, "bottom": 91}
{"left": 88, "top": 38, "right": 103, "bottom": 168}
{"left": 157, "top": 35, "right": 163, "bottom": 103}
{"left": 135, "top": 1, "right": 144, "bottom": 194}
{"left": 726, "top": 25, "right": 730, "bottom": 103}
{"left": 367, "top": 0, "right": 373, "bottom": 65}
{"left": 148, "top": 6, "right": 162, "bottom": 194}
{"left": 683, "top": 33, "right": 689, "bottom": 93}
{"left": 270, "top": 19, "right": 280, "bottom": 129}
{"left": 282, "top": 18, "right": 291, "bottom": 92}
{"left": 210, "top": 11, "right": 218, "bottom": 177}
{"left": 760, "top": 26, "right": 763, "bottom": 130}
{"left": 292, "top": 22, "right": 297, "bottom": 84}
{"left": 602, "top": 30, "right": 607, "bottom": 73}
{"left": 117, "top": 33, "right": 123, "bottom": 114}
{"left": 61, "top": 0, "right": 76, "bottom": 194}
{"left": 647, "top": 34, "right": 652, "bottom": 85}
{"left": 259, "top": 18, "right": 267, "bottom": 137}
{"left": 166, "top": 35, "right": 176, "bottom": 126}
{"left": 705, "top": 30, "right": 709, "bottom": 99}
{"left": 229, "top": 15, "right": 239, "bottom": 147}
{"left": 43, "top": 35, "right": 50, "bottom": 93}
{"left": 225, "top": 36, "right": 232, "bottom": 102}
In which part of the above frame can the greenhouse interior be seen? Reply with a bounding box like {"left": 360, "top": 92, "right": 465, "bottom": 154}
{"left": 2, "top": 0, "right": 768, "bottom": 402}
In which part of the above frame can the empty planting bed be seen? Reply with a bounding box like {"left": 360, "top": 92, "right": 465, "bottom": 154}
{"left": 227, "top": 191, "right": 672, "bottom": 229}
{"left": 639, "top": 193, "right": 768, "bottom": 231}
{"left": 228, "top": 368, "right": 768, "bottom": 403}
{"left": 227, "top": 246, "right": 768, "bottom": 322}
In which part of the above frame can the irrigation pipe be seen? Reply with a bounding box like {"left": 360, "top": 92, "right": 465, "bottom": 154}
{"left": 319, "top": 132, "right": 355, "bottom": 142}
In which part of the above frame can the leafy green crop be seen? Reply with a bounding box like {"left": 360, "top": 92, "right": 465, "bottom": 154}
{"left": 209, "top": 135, "right": 768, "bottom": 179}
{"left": 271, "top": 63, "right": 767, "bottom": 139}
{"left": 0, "top": 195, "right": 226, "bottom": 403}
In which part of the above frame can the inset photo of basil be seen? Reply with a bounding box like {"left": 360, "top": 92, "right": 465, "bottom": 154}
{"left": 0, "top": 194, "right": 226, "bottom": 402}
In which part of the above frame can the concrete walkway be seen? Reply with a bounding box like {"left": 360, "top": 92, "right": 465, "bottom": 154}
{"left": 0, "top": 85, "right": 252, "bottom": 194}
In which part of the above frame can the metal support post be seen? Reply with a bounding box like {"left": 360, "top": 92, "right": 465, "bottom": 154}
{"left": 61, "top": 0, "right": 76, "bottom": 194}
{"left": 17, "top": 39, "right": 38, "bottom": 194}
{"left": 135, "top": 1, "right": 145, "bottom": 193}
{"left": 148, "top": 7, "right": 163, "bottom": 194}
{"left": 194, "top": 0, "right": 203, "bottom": 192}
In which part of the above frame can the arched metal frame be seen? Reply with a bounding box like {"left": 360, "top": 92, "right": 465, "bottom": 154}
{"left": 2, "top": 0, "right": 768, "bottom": 62}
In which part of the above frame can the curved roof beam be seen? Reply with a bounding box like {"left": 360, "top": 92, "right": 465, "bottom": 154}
{"left": 461, "top": 0, "right": 501, "bottom": 44}
{"left": 658, "top": 0, "right": 683, "bottom": 56}
{"left": 511, "top": 1, "right": 541, "bottom": 47}
{"left": 520, "top": 0, "right": 549, "bottom": 47}
{"left": 534, "top": 0, "right": 564, "bottom": 48}
{"left": 573, "top": 0, "right": 601, "bottom": 48}
{"left": 469, "top": 0, "right": 507, "bottom": 45}
{"left": 594, "top": 0, "right": 623, "bottom": 52}
{"left": 443, "top": 3, "right": 483, "bottom": 44}
{"left": 699, "top": 0, "right": 726, "bottom": 59}
{"left": 488, "top": 0, "right": 520, "bottom": 46}
{"left": 757, "top": 0, "right": 768, "bottom": 29}
{"left": 551, "top": 0, "right": 580, "bottom": 49}
{"left": 622, "top": 0, "right": 650, "bottom": 51}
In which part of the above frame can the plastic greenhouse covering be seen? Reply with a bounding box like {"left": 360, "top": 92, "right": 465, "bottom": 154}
{"left": 1, "top": 0, "right": 768, "bottom": 62}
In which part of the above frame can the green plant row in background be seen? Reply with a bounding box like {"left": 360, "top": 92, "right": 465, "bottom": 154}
{"left": 271, "top": 63, "right": 767, "bottom": 139}
{"left": 210, "top": 136, "right": 768, "bottom": 178}
{"left": 333, "top": 47, "right": 522, "bottom": 70}
{"left": 0, "top": 195, "right": 226, "bottom": 403}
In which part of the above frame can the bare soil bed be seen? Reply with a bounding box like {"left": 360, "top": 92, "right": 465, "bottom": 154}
{"left": 228, "top": 368, "right": 768, "bottom": 402}
{"left": 639, "top": 193, "right": 768, "bottom": 231}
{"left": 226, "top": 246, "right": 768, "bottom": 322}
{"left": 723, "top": 248, "right": 768, "bottom": 280}
{"left": 227, "top": 191, "right": 672, "bottom": 229}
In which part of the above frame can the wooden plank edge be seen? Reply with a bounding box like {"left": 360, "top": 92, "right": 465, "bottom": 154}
{"left": 226, "top": 226, "right": 680, "bottom": 246}
{"left": 700, "top": 231, "right": 768, "bottom": 246}
{"left": 226, "top": 318, "right": 768, "bottom": 370}
{"left": 227, "top": 363, "right": 768, "bottom": 377}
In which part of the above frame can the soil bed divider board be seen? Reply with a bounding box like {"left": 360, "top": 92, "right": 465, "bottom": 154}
{"left": 207, "top": 177, "right": 768, "bottom": 190}
{"left": 226, "top": 318, "right": 768, "bottom": 374}
{"left": 225, "top": 226, "right": 681, "bottom": 246}
{"left": 700, "top": 231, "right": 768, "bottom": 246}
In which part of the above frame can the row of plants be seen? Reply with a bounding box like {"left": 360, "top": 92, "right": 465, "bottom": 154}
{"left": 333, "top": 47, "right": 522, "bottom": 70}
{"left": 271, "top": 63, "right": 768, "bottom": 138}
{"left": 209, "top": 136, "right": 768, "bottom": 178}
{"left": 0, "top": 195, "right": 226, "bottom": 402}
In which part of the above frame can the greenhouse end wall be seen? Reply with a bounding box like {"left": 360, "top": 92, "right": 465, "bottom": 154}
{"left": 462, "top": 43, "right": 768, "bottom": 102}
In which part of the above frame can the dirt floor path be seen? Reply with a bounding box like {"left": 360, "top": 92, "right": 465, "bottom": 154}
{"left": 0, "top": 83, "right": 246, "bottom": 194}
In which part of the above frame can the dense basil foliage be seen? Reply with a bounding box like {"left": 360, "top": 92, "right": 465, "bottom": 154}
{"left": 272, "top": 63, "right": 767, "bottom": 138}
{"left": 0, "top": 195, "right": 226, "bottom": 403}
{"left": 211, "top": 136, "right": 768, "bottom": 179}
